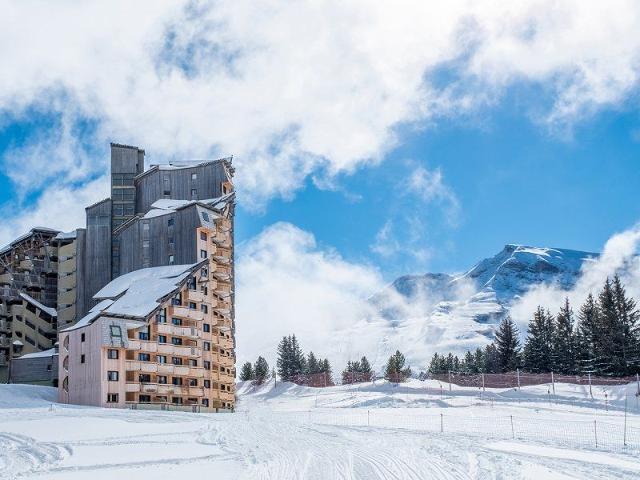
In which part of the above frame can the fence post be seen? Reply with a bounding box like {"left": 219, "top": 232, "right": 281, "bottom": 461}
{"left": 448, "top": 370, "right": 452, "bottom": 391}
{"left": 594, "top": 420, "right": 598, "bottom": 448}
{"left": 510, "top": 415, "right": 514, "bottom": 439}
{"left": 516, "top": 369, "right": 520, "bottom": 390}
{"left": 636, "top": 373, "right": 639, "bottom": 396}
{"left": 367, "top": 409, "right": 370, "bottom": 427}
{"left": 624, "top": 394, "right": 628, "bottom": 447}
{"left": 551, "top": 371, "right": 555, "bottom": 395}
{"left": 440, "top": 413, "right": 443, "bottom": 433}
{"left": 481, "top": 373, "right": 485, "bottom": 393}
{"left": 588, "top": 373, "right": 592, "bottom": 398}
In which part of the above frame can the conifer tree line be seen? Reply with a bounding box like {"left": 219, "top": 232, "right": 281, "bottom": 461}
{"left": 276, "top": 335, "right": 333, "bottom": 385}
{"left": 341, "top": 356, "right": 373, "bottom": 384}
{"left": 429, "top": 276, "right": 640, "bottom": 377}
{"left": 239, "top": 356, "right": 271, "bottom": 385}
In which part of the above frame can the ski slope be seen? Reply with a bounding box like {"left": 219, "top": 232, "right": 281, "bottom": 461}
{"left": 1, "top": 381, "right": 640, "bottom": 479}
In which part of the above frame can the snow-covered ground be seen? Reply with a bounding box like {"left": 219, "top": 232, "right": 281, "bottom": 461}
{"left": 1, "top": 380, "right": 640, "bottom": 479}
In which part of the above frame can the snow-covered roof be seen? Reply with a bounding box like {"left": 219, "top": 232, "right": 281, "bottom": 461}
{"left": 54, "top": 230, "right": 77, "bottom": 241}
{"left": 0, "top": 227, "right": 60, "bottom": 255}
{"left": 93, "top": 263, "right": 201, "bottom": 318}
{"left": 17, "top": 348, "right": 57, "bottom": 359}
{"left": 19, "top": 293, "right": 57, "bottom": 317}
{"left": 142, "top": 193, "right": 233, "bottom": 219}
{"left": 60, "top": 299, "right": 114, "bottom": 332}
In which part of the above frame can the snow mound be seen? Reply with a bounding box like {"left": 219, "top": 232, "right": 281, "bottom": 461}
{"left": 0, "top": 384, "right": 57, "bottom": 408}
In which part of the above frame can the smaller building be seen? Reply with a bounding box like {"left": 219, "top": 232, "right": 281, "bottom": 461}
{"left": 58, "top": 261, "right": 235, "bottom": 411}
{"left": 9, "top": 347, "right": 58, "bottom": 386}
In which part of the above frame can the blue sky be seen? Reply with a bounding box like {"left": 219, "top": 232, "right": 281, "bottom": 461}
{"left": 1, "top": 1, "right": 640, "bottom": 284}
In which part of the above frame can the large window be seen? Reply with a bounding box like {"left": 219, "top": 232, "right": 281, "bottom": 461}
{"left": 106, "top": 393, "right": 118, "bottom": 403}
{"left": 171, "top": 337, "right": 183, "bottom": 346}
{"left": 158, "top": 376, "right": 167, "bottom": 384}
{"left": 157, "top": 355, "right": 167, "bottom": 364}
{"left": 107, "top": 349, "right": 119, "bottom": 359}
{"left": 107, "top": 371, "right": 119, "bottom": 381}
{"left": 138, "top": 353, "right": 151, "bottom": 362}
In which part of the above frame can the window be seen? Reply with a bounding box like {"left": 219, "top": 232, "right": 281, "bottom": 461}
{"left": 203, "top": 323, "right": 210, "bottom": 333}
{"left": 189, "top": 359, "right": 197, "bottom": 367}
{"left": 80, "top": 354, "right": 85, "bottom": 364}
{"left": 189, "top": 378, "right": 198, "bottom": 387}
{"left": 139, "top": 395, "right": 151, "bottom": 403}
{"left": 200, "top": 231, "right": 207, "bottom": 241}
{"left": 200, "top": 267, "right": 208, "bottom": 278}
{"left": 172, "top": 397, "right": 183, "bottom": 405}
{"left": 25, "top": 319, "right": 35, "bottom": 330}
{"left": 158, "top": 376, "right": 167, "bottom": 384}
{"left": 204, "top": 342, "right": 210, "bottom": 351}
{"left": 168, "top": 218, "right": 175, "bottom": 227}
{"left": 107, "top": 349, "right": 119, "bottom": 359}
{"left": 171, "top": 337, "right": 183, "bottom": 346}
{"left": 171, "top": 294, "right": 181, "bottom": 306}
{"left": 191, "top": 173, "right": 197, "bottom": 181}
{"left": 172, "top": 357, "right": 183, "bottom": 366}
{"left": 138, "top": 331, "right": 149, "bottom": 341}
{"left": 163, "top": 176, "right": 171, "bottom": 195}
{"left": 107, "top": 393, "right": 119, "bottom": 403}
{"left": 157, "top": 355, "right": 167, "bottom": 364}
{"left": 201, "top": 304, "right": 208, "bottom": 314}
{"left": 200, "top": 249, "right": 207, "bottom": 259}
{"left": 204, "top": 361, "right": 210, "bottom": 369}
{"left": 156, "top": 309, "right": 167, "bottom": 323}
{"left": 204, "top": 379, "right": 211, "bottom": 388}
{"left": 172, "top": 317, "right": 182, "bottom": 326}
{"left": 81, "top": 333, "right": 85, "bottom": 342}
{"left": 109, "top": 325, "right": 122, "bottom": 338}
{"left": 138, "top": 353, "right": 151, "bottom": 362}
{"left": 158, "top": 335, "right": 167, "bottom": 344}
{"left": 172, "top": 377, "right": 183, "bottom": 386}
{"left": 188, "top": 276, "right": 196, "bottom": 290}
{"left": 168, "top": 255, "right": 175, "bottom": 265}
{"left": 46, "top": 364, "right": 52, "bottom": 372}
{"left": 202, "top": 398, "right": 209, "bottom": 407}
{"left": 139, "top": 374, "right": 151, "bottom": 383}
{"left": 191, "top": 188, "right": 197, "bottom": 199}
{"left": 107, "top": 371, "right": 119, "bottom": 381}
{"left": 201, "top": 212, "right": 210, "bottom": 222}
{"left": 189, "top": 302, "right": 197, "bottom": 310}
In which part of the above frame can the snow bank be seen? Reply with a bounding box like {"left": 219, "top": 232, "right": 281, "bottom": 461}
{"left": 0, "top": 384, "right": 57, "bottom": 408}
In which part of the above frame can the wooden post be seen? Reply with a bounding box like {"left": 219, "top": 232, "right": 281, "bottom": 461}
{"left": 448, "top": 370, "right": 452, "bottom": 391}
{"left": 510, "top": 415, "right": 514, "bottom": 439}
{"left": 551, "top": 371, "right": 555, "bottom": 395}
{"left": 481, "top": 373, "right": 485, "bottom": 393}
{"left": 516, "top": 369, "right": 520, "bottom": 390}
{"left": 594, "top": 420, "right": 598, "bottom": 448}
{"left": 624, "top": 394, "right": 628, "bottom": 447}
{"left": 588, "top": 373, "right": 592, "bottom": 398}
{"left": 440, "top": 413, "right": 443, "bottom": 433}
{"left": 367, "top": 409, "right": 370, "bottom": 427}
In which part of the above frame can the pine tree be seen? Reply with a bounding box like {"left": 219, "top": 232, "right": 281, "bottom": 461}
{"left": 523, "top": 306, "right": 553, "bottom": 372}
{"left": 290, "top": 335, "right": 306, "bottom": 376}
{"left": 494, "top": 316, "right": 521, "bottom": 372}
{"left": 463, "top": 350, "right": 476, "bottom": 373}
{"left": 598, "top": 278, "right": 621, "bottom": 375}
{"left": 253, "top": 356, "right": 270, "bottom": 384}
{"left": 239, "top": 361, "right": 254, "bottom": 381}
{"left": 575, "top": 293, "right": 599, "bottom": 374}
{"left": 552, "top": 298, "right": 576, "bottom": 374}
{"left": 428, "top": 353, "right": 442, "bottom": 374}
{"left": 612, "top": 275, "right": 640, "bottom": 374}
{"left": 276, "top": 336, "right": 292, "bottom": 380}
{"left": 384, "top": 350, "right": 411, "bottom": 382}
{"left": 307, "top": 351, "right": 320, "bottom": 374}
{"left": 484, "top": 343, "right": 500, "bottom": 373}
{"left": 474, "top": 347, "right": 485, "bottom": 373}
{"left": 359, "top": 356, "right": 372, "bottom": 379}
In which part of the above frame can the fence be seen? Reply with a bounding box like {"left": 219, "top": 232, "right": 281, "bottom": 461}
{"left": 267, "top": 409, "right": 640, "bottom": 453}
{"left": 429, "top": 371, "right": 640, "bottom": 390}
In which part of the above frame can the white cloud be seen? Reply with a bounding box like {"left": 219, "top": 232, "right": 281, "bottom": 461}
{"left": 234, "top": 222, "right": 383, "bottom": 367}
{"left": 407, "top": 166, "right": 460, "bottom": 225}
{"left": 510, "top": 224, "right": 640, "bottom": 333}
{"left": 1, "top": 1, "right": 640, "bottom": 237}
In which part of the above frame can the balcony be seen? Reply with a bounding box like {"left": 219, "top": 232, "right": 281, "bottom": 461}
{"left": 157, "top": 324, "right": 201, "bottom": 338}
{"left": 126, "top": 383, "right": 140, "bottom": 393}
{"left": 141, "top": 383, "right": 159, "bottom": 394}
{"left": 0, "top": 337, "right": 10, "bottom": 348}
{"left": 0, "top": 320, "right": 9, "bottom": 333}
{"left": 127, "top": 340, "right": 158, "bottom": 353}
{"left": 187, "top": 290, "right": 204, "bottom": 303}
{"left": 171, "top": 306, "right": 204, "bottom": 321}
{"left": 0, "top": 273, "right": 12, "bottom": 285}
{"left": 188, "top": 386, "right": 204, "bottom": 397}
{"left": 18, "top": 259, "right": 33, "bottom": 271}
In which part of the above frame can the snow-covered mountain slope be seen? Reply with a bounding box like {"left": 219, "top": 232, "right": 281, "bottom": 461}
{"left": 335, "top": 245, "right": 597, "bottom": 371}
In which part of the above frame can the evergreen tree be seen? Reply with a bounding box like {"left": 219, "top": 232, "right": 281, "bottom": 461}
{"left": 320, "top": 358, "right": 332, "bottom": 376}
{"left": 428, "top": 353, "right": 442, "bottom": 374}
{"left": 523, "top": 306, "right": 554, "bottom": 372}
{"left": 239, "top": 361, "right": 254, "bottom": 381}
{"left": 494, "top": 316, "right": 521, "bottom": 372}
{"left": 598, "top": 278, "right": 621, "bottom": 375}
{"left": 307, "top": 351, "right": 320, "bottom": 374}
{"left": 359, "top": 356, "right": 372, "bottom": 379}
{"left": 290, "top": 335, "right": 306, "bottom": 376}
{"left": 484, "top": 343, "right": 500, "bottom": 373}
{"left": 384, "top": 350, "right": 411, "bottom": 382}
{"left": 552, "top": 298, "right": 576, "bottom": 374}
{"left": 575, "top": 293, "right": 599, "bottom": 374}
{"left": 276, "top": 335, "right": 292, "bottom": 380}
{"left": 463, "top": 350, "right": 476, "bottom": 373}
{"left": 253, "top": 356, "right": 270, "bottom": 384}
{"left": 612, "top": 275, "right": 640, "bottom": 374}
{"left": 473, "top": 347, "right": 485, "bottom": 373}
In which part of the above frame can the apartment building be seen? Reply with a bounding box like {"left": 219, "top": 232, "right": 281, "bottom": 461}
{"left": 59, "top": 257, "right": 235, "bottom": 409}
{"left": 0, "top": 228, "right": 60, "bottom": 377}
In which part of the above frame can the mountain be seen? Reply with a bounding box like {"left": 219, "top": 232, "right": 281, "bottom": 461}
{"left": 336, "top": 245, "right": 597, "bottom": 371}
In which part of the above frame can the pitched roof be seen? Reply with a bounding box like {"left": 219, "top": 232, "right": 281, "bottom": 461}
{"left": 19, "top": 292, "right": 57, "bottom": 317}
